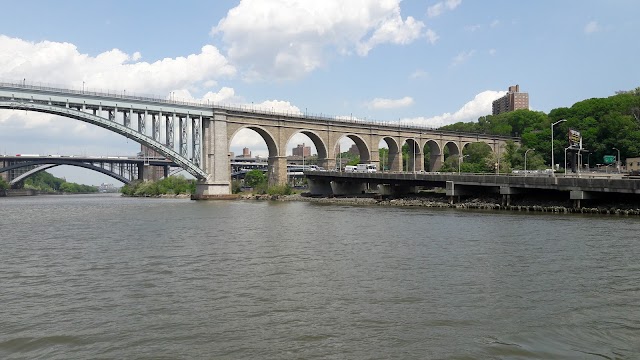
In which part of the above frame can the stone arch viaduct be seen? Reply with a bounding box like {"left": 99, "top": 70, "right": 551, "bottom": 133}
{"left": 0, "top": 82, "right": 518, "bottom": 198}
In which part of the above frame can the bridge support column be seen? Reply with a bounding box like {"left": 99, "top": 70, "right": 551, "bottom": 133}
{"left": 500, "top": 186, "right": 524, "bottom": 206}
{"left": 430, "top": 153, "right": 444, "bottom": 171}
{"left": 570, "top": 190, "right": 595, "bottom": 209}
{"left": 408, "top": 153, "right": 424, "bottom": 172}
{"left": 446, "top": 181, "right": 474, "bottom": 204}
{"left": 137, "top": 163, "right": 144, "bottom": 181}
{"left": 319, "top": 158, "right": 336, "bottom": 171}
{"left": 268, "top": 156, "right": 288, "bottom": 186}
{"left": 388, "top": 150, "right": 402, "bottom": 172}
{"left": 193, "top": 111, "right": 233, "bottom": 199}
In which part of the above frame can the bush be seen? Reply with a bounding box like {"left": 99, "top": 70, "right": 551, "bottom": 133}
{"left": 267, "top": 184, "right": 293, "bottom": 196}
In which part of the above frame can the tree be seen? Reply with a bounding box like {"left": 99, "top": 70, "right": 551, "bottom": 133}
{"left": 244, "top": 170, "right": 267, "bottom": 188}
{"left": 0, "top": 177, "right": 8, "bottom": 190}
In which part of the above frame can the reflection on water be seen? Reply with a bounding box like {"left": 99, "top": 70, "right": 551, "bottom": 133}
{"left": 1, "top": 194, "right": 639, "bottom": 359}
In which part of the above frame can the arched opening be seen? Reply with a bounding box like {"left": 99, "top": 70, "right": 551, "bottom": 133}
{"left": 401, "top": 138, "right": 422, "bottom": 172}
{"left": 460, "top": 142, "right": 493, "bottom": 173}
{"left": 424, "top": 140, "right": 441, "bottom": 172}
{"left": 228, "top": 127, "right": 277, "bottom": 190}
{"left": 286, "top": 131, "right": 326, "bottom": 187}
{"left": 378, "top": 137, "right": 400, "bottom": 172}
{"left": 335, "top": 134, "right": 370, "bottom": 170}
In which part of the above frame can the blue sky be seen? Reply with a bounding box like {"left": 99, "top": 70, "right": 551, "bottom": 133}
{"left": 1, "top": 0, "right": 638, "bottom": 185}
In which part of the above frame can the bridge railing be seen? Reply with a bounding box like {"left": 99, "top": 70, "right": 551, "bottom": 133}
{"left": 1, "top": 80, "right": 519, "bottom": 141}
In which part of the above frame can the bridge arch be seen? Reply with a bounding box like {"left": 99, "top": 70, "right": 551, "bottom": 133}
{"left": 5, "top": 161, "right": 131, "bottom": 185}
{"left": 286, "top": 130, "right": 327, "bottom": 159}
{"left": 0, "top": 100, "right": 206, "bottom": 179}
{"left": 379, "top": 136, "right": 400, "bottom": 172}
{"left": 341, "top": 134, "right": 370, "bottom": 163}
{"left": 229, "top": 125, "right": 279, "bottom": 158}
{"left": 424, "top": 140, "right": 442, "bottom": 171}
{"left": 402, "top": 138, "right": 423, "bottom": 172}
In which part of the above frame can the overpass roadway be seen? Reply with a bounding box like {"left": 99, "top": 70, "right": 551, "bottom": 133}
{"left": 304, "top": 171, "right": 640, "bottom": 208}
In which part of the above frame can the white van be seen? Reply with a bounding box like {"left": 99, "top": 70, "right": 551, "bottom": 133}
{"left": 344, "top": 165, "right": 357, "bottom": 172}
{"left": 356, "top": 163, "right": 377, "bottom": 173}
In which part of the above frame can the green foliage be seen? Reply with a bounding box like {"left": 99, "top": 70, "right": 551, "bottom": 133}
{"left": 244, "top": 170, "right": 267, "bottom": 188}
{"left": 19, "top": 171, "right": 97, "bottom": 193}
{"left": 120, "top": 176, "right": 195, "bottom": 196}
{"left": 439, "top": 89, "right": 640, "bottom": 170}
{"left": 267, "top": 184, "right": 293, "bottom": 196}
{"left": 231, "top": 180, "right": 243, "bottom": 194}
{"left": 0, "top": 177, "right": 8, "bottom": 190}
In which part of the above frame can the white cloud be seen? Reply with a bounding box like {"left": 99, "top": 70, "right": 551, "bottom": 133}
{"left": 450, "top": 49, "right": 475, "bottom": 67}
{"left": 410, "top": 69, "right": 429, "bottom": 79}
{"left": 425, "top": 29, "right": 439, "bottom": 45}
{"left": 402, "top": 90, "right": 505, "bottom": 128}
{"left": 488, "top": 48, "right": 497, "bottom": 56}
{"left": 212, "top": 0, "right": 431, "bottom": 80}
{"left": 427, "top": 0, "right": 462, "bottom": 18}
{"left": 584, "top": 20, "right": 600, "bottom": 34}
{"left": 368, "top": 96, "right": 414, "bottom": 109}
{"left": 0, "top": 35, "right": 235, "bottom": 95}
{"left": 490, "top": 19, "right": 500, "bottom": 28}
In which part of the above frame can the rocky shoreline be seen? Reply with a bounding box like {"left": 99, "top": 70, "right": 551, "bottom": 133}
{"left": 239, "top": 193, "right": 640, "bottom": 216}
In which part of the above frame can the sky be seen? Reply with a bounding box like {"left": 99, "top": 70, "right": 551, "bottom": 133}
{"left": 1, "top": 0, "right": 638, "bottom": 185}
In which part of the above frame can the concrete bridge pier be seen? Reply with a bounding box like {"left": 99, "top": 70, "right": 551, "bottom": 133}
{"left": 446, "top": 181, "right": 475, "bottom": 204}
{"left": 194, "top": 112, "right": 232, "bottom": 199}
{"left": 500, "top": 186, "right": 525, "bottom": 206}
{"left": 570, "top": 190, "right": 596, "bottom": 209}
{"left": 319, "top": 158, "right": 336, "bottom": 171}
{"left": 268, "top": 156, "right": 288, "bottom": 186}
{"left": 388, "top": 150, "right": 402, "bottom": 172}
{"left": 430, "top": 153, "right": 444, "bottom": 171}
{"left": 378, "top": 184, "right": 416, "bottom": 196}
{"left": 308, "top": 178, "right": 333, "bottom": 196}
{"left": 408, "top": 153, "right": 424, "bottom": 172}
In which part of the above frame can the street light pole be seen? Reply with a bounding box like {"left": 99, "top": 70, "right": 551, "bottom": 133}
{"left": 524, "top": 148, "right": 535, "bottom": 176}
{"left": 551, "top": 119, "right": 567, "bottom": 176}
{"left": 458, "top": 154, "right": 469, "bottom": 174}
{"left": 613, "top": 147, "right": 621, "bottom": 173}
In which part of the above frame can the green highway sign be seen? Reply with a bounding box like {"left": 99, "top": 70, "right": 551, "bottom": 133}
{"left": 603, "top": 155, "right": 616, "bottom": 164}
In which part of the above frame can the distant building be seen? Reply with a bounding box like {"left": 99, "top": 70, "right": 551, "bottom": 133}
{"left": 492, "top": 85, "right": 529, "bottom": 115}
{"left": 241, "top": 147, "right": 251, "bottom": 158}
{"left": 627, "top": 157, "right": 640, "bottom": 173}
{"left": 347, "top": 144, "right": 359, "bottom": 156}
{"left": 292, "top": 143, "right": 311, "bottom": 157}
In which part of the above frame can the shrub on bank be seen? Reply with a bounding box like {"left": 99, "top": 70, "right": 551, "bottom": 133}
{"left": 120, "top": 176, "right": 195, "bottom": 196}
{"left": 267, "top": 184, "right": 293, "bottom": 196}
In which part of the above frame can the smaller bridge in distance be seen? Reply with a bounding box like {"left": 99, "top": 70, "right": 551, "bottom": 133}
{"left": 0, "top": 155, "right": 178, "bottom": 186}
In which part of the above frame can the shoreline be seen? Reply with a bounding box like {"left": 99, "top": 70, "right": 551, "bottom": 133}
{"left": 239, "top": 193, "right": 640, "bottom": 216}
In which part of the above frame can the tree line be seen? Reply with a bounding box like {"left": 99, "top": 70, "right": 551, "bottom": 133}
{"left": 10, "top": 171, "right": 98, "bottom": 193}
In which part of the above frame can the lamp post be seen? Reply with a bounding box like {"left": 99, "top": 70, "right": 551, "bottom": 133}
{"left": 524, "top": 148, "right": 535, "bottom": 176}
{"left": 613, "top": 147, "right": 621, "bottom": 173}
{"left": 413, "top": 141, "right": 416, "bottom": 174}
{"left": 551, "top": 119, "right": 567, "bottom": 176}
{"left": 458, "top": 154, "right": 469, "bottom": 174}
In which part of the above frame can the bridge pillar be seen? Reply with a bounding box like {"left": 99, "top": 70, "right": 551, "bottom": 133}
{"left": 388, "top": 150, "right": 402, "bottom": 172}
{"left": 193, "top": 111, "right": 232, "bottom": 199}
{"left": 319, "top": 158, "right": 336, "bottom": 171}
{"left": 137, "top": 163, "right": 144, "bottom": 180}
{"left": 408, "top": 153, "right": 424, "bottom": 172}
{"left": 268, "top": 156, "right": 288, "bottom": 186}
{"left": 430, "top": 153, "right": 444, "bottom": 171}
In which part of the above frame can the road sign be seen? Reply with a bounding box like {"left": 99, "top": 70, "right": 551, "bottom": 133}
{"left": 603, "top": 155, "right": 616, "bottom": 164}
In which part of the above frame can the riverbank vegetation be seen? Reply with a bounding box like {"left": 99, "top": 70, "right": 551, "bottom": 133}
{"left": 0, "top": 177, "right": 8, "bottom": 190}
{"left": 120, "top": 175, "right": 196, "bottom": 196}
{"left": 12, "top": 171, "right": 98, "bottom": 193}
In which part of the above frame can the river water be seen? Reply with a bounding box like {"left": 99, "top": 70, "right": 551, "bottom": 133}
{"left": 1, "top": 194, "right": 639, "bottom": 359}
